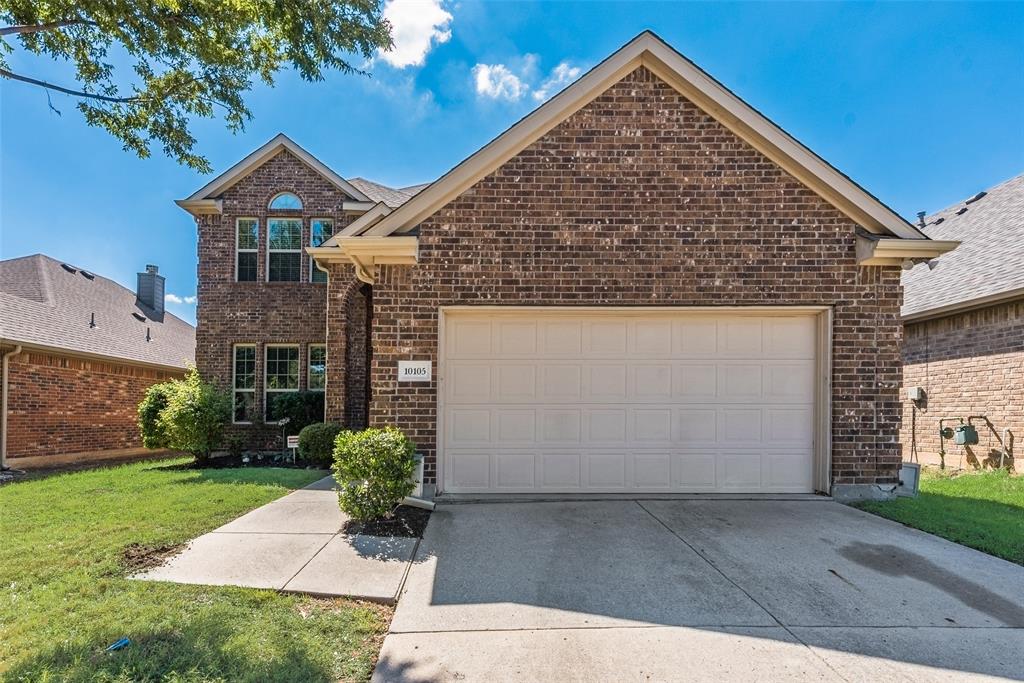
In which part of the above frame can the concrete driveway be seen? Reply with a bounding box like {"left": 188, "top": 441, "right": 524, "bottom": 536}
{"left": 374, "top": 499, "right": 1024, "bottom": 682}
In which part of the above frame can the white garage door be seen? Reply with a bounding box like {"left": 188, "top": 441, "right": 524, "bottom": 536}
{"left": 440, "top": 310, "right": 819, "bottom": 494}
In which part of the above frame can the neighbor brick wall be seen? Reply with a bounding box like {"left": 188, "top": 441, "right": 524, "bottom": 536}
{"left": 369, "top": 66, "right": 904, "bottom": 489}
{"left": 901, "top": 299, "right": 1024, "bottom": 470}
{"left": 194, "top": 149, "right": 363, "bottom": 448}
{"left": 5, "top": 349, "right": 182, "bottom": 459}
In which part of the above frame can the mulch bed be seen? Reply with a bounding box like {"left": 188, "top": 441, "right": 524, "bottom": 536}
{"left": 121, "top": 542, "right": 186, "bottom": 572}
{"left": 167, "top": 453, "right": 323, "bottom": 470}
{"left": 343, "top": 505, "right": 432, "bottom": 539}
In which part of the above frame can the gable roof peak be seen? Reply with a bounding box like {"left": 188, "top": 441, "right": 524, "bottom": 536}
{"left": 177, "top": 133, "right": 370, "bottom": 212}
{"left": 362, "top": 30, "right": 929, "bottom": 241}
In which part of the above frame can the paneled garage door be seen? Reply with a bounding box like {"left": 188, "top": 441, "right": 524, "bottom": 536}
{"left": 439, "top": 309, "right": 820, "bottom": 494}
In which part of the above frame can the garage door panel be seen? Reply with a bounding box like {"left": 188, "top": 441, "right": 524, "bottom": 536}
{"left": 586, "top": 409, "right": 627, "bottom": 443}
{"left": 540, "top": 364, "right": 583, "bottom": 401}
{"left": 542, "top": 409, "right": 582, "bottom": 442}
{"left": 541, "top": 321, "right": 583, "bottom": 355}
{"left": 674, "top": 452, "right": 718, "bottom": 490}
{"left": 632, "top": 364, "right": 673, "bottom": 399}
{"left": 442, "top": 311, "right": 818, "bottom": 494}
{"left": 633, "top": 409, "right": 673, "bottom": 442}
{"left": 674, "top": 364, "right": 718, "bottom": 400}
{"left": 448, "top": 364, "right": 491, "bottom": 402}
{"left": 495, "top": 452, "right": 537, "bottom": 488}
{"left": 540, "top": 452, "right": 582, "bottom": 488}
{"left": 675, "top": 318, "right": 718, "bottom": 356}
{"left": 719, "top": 319, "right": 764, "bottom": 356}
{"left": 585, "top": 452, "right": 626, "bottom": 488}
{"left": 585, "top": 321, "right": 628, "bottom": 355}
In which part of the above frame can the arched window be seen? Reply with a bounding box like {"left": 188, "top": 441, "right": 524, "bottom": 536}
{"left": 268, "top": 192, "right": 302, "bottom": 210}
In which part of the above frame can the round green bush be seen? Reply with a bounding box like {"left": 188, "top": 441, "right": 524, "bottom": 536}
{"left": 332, "top": 427, "right": 417, "bottom": 521}
{"left": 298, "top": 422, "right": 342, "bottom": 467}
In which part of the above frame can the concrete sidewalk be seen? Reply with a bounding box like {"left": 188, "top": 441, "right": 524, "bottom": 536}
{"left": 375, "top": 499, "right": 1024, "bottom": 682}
{"left": 136, "top": 475, "right": 417, "bottom": 602}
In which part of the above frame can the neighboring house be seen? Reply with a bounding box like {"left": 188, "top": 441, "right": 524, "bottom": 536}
{"left": 900, "top": 174, "right": 1023, "bottom": 471}
{"left": 178, "top": 31, "right": 956, "bottom": 501}
{"left": 0, "top": 255, "right": 195, "bottom": 467}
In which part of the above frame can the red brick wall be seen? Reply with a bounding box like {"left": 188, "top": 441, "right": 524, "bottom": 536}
{"left": 901, "top": 299, "right": 1024, "bottom": 470}
{"left": 194, "top": 149, "right": 362, "bottom": 447}
{"left": 5, "top": 350, "right": 182, "bottom": 458}
{"left": 369, "top": 66, "right": 904, "bottom": 489}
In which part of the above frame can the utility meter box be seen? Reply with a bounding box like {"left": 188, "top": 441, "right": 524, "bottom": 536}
{"left": 907, "top": 386, "right": 926, "bottom": 402}
{"left": 954, "top": 424, "right": 979, "bottom": 446}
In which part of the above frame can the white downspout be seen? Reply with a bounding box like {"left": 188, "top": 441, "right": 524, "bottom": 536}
{"left": 1, "top": 344, "right": 23, "bottom": 471}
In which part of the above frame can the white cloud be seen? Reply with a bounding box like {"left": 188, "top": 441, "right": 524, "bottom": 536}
{"left": 165, "top": 293, "right": 197, "bottom": 305}
{"left": 471, "top": 58, "right": 583, "bottom": 103}
{"left": 472, "top": 63, "right": 528, "bottom": 101}
{"left": 379, "top": 0, "right": 453, "bottom": 68}
{"left": 532, "top": 61, "right": 582, "bottom": 102}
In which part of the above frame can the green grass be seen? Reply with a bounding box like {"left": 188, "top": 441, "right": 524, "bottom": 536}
{"left": 0, "top": 459, "right": 390, "bottom": 682}
{"left": 858, "top": 468, "right": 1024, "bottom": 565}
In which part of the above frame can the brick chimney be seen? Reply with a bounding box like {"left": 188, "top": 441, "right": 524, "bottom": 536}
{"left": 137, "top": 264, "right": 165, "bottom": 320}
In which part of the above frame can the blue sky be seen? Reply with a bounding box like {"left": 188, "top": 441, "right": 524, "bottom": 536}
{"left": 2, "top": 1, "right": 1022, "bottom": 325}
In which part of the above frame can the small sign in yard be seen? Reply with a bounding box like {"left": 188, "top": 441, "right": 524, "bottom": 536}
{"left": 286, "top": 435, "right": 299, "bottom": 449}
{"left": 398, "top": 360, "right": 432, "bottom": 382}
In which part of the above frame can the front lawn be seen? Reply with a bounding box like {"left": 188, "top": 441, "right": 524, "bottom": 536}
{"left": 857, "top": 468, "right": 1024, "bottom": 565}
{"left": 0, "top": 459, "right": 390, "bottom": 682}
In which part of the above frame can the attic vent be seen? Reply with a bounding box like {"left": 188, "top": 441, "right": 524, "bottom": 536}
{"left": 934, "top": 217, "right": 945, "bottom": 225}
{"left": 60, "top": 263, "right": 77, "bottom": 274}
{"left": 132, "top": 312, "right": 146, "bottom": 322}
{"left": 965, "top": 191, "right": 987, "bottom": 205}
{"left": 956, "top": 207, "right": 968, "bottom": 215}
{"left": 80, "top": 270, "right": 95, "bottom": 280}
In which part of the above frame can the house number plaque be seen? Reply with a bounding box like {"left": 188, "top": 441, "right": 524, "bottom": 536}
{"left": 398, "top": 360, "right": 432, "bottom": 382}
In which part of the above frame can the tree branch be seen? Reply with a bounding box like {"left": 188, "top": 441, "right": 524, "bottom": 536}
{"left": 0, "top": 19, "right": 95, "bottom": 36}
{"left": 0, "top": 68, "right": 138, "bottom": 103}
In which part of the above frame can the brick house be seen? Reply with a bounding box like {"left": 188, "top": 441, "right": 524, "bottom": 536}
{"left": 900, "top": 174, "right": 1022, "bottom": 471}
{"left": 0, "top": 255, "right": 195, "bottom": 469}
{"left": 179, "top": 32, "right": 956, "bottom": 500}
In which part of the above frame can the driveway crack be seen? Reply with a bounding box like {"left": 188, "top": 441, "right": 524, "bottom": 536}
{"left": 634, "top": 500, "right": 852, "bottom": 683}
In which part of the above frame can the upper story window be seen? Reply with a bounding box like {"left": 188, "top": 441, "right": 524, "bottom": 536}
{"left": 267, "top": 219, "right": 302, "bottom": 281}
{"left": 310, "top": 219, "right": 334, "bottom": 283}
{"left": 236, "top": 218, "right": 258, "bottom": 282}
{"left": 269, "top": 192, "right": 302, "bottom": 210}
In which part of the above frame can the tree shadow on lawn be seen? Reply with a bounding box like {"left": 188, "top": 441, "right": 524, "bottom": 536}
{"left": 150, "top": 460, "right": 329, "bottom": 489}
{"left": 3, "top": 610, "right": 342, "bottom": 683}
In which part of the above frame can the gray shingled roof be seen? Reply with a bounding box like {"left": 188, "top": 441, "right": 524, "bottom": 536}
{"left": 0, "top": 254, "right": 195, "bottom": 369}
{"left": 902, "top": 174, "right": 1024, "bottom": 319}
{"left": 347, "top": 177, "right": 427, "bottom": 208}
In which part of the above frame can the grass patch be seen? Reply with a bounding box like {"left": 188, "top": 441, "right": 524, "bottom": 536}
{"left": 0, "top": 459, "right": 390, "bottom": 682}
{"left": 857, "top": 468, "right": 1024, "bottom": 565}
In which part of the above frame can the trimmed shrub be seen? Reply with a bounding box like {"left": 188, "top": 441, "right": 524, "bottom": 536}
{"left": 268, "top": 391, "right": 325, "bottom": 435}
{"left": 156, "top": 368, "right": 232, "bottom": 463}
{"left": 332, "top": 427, "right": 417, "bottom": 521}
{"left": 298, "top": 422, "right": 342, "bottom": 467}
{"left": 138, "top": 381, "right": 174, "bottom": 449}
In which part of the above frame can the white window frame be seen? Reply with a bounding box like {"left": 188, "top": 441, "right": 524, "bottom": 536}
{"left": 264, "top": 343, "right": 300, "bottom": 423}
{"left": 308, "top": 343, "right": 327, "bottom": 391}
{"left": 266, "top": 217, "right": 304, "bottom": 282}
{"left": 268, "top": 191, "right": 303, "bottom": 211}
{"left": 309, "top": 218, "right": 334, "bottom": 283}
{"left": 232, "top": 343, "right": 257, "bottom": 424}
{"left": 235, "top": 218, "right": 259, "bottom": 282}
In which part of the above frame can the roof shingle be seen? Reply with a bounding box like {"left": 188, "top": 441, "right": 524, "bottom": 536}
{"left": 0, "top": 254, "right": 195, "bottom": 369}
{"left": 902, "top": 174, "right": 1024, "bottom": 319}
